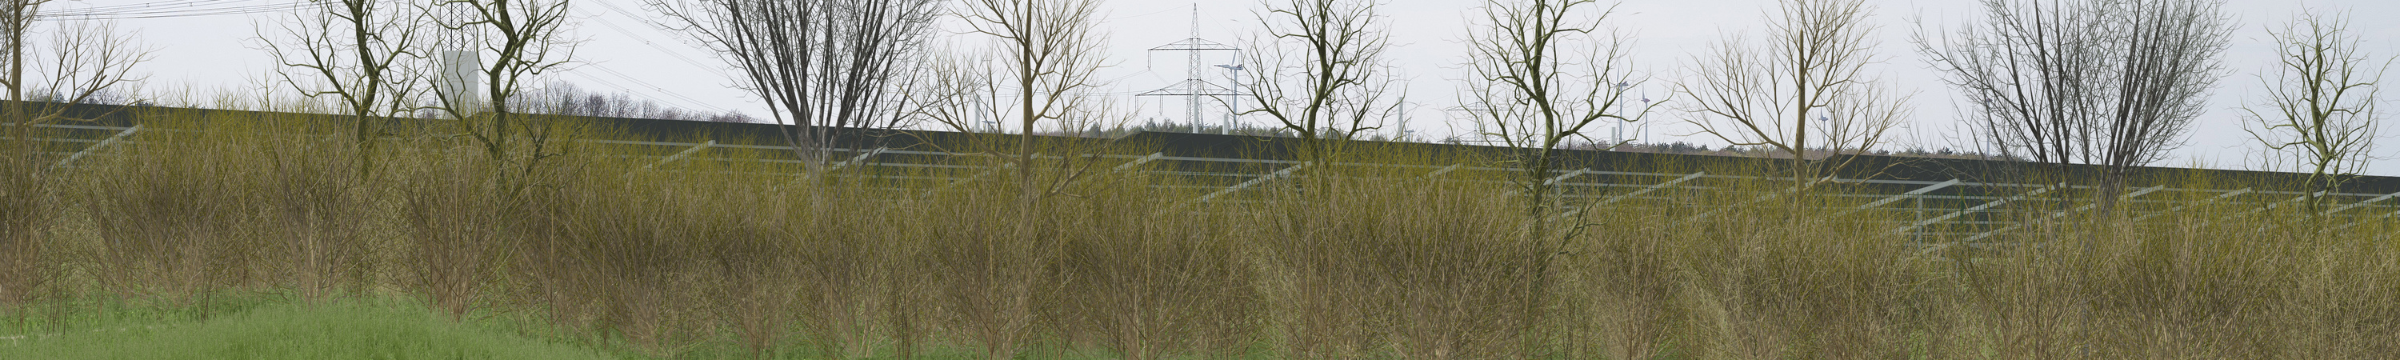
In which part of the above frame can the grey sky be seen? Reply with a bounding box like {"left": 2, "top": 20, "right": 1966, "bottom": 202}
{"left": 47, "top": 0, "right": 2400, "bottom": 175}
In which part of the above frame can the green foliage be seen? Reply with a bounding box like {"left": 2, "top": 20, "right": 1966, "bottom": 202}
{"left": 1, "top": 106, "right": 2397, "bottom": 359}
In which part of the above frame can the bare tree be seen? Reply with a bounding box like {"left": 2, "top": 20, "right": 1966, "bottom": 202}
{"left": 957, "top": 0, "right": 1110, "bottom": 196}
{"left": 1919, "top": 0, "right": 2235, "bottom": 200}
{"left": 911, "top": 49, "right": 1004, "bottom": 134}
{"left": 649, "top": 2, "right": 942, "bottom": 356}
{"left": 650, "top": 0, "right": 940, "bottom": 170}
{"left": 0, "top": 2, "right": 148, "bottom": 306}
{"left": 0, "top": 16, "right": 150, "bottom": 166}
{"left": 1683, "top": 0, "right": 1907, "bottom": 188}
{"left": 427, "top": 0, "right": 577, "bottom": 171}
{"left": 0, "top": 0, "right": 40, "bottom": 132}
{"left": 936, "top": 2, "right": 1112, "bottom": 359}
{"left": 2242, "top": 10, "right": 2387, "bottom": 213}
{"left": 257, "top": 0, "right": 431, "bottom": 172}
{"left": 1458, "top": 3, "right": 1645, "bottom": 348}
{"left": 1, "top": 10, "right": 147, "bottom": 126}
{"left": 0, "top": 0, "right": 44, "bottom": 307}
{"left": 1461, "top": 0, "right": 1644, "bottom": 224}
{"left": 1240, "top": 0, "right": 1404, "bottom": 160}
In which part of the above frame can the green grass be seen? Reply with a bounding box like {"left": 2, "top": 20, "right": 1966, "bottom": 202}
{"left": 0, "top": 297, "right": 617, "bottom": 360}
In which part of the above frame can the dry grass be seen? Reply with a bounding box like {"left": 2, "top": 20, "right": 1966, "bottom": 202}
{"left": 2, "top": 107, "right": 2397, "bottom": 359}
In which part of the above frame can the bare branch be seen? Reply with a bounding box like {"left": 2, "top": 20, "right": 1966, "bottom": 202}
{"left": 1239, "top": 0, "right": 1404, "bottom": 160}
{"left": 2241, "top": 9, "right": 2387, "bottom": 210}
{"left": 1681, "top": 0, "right": 1907, "bottom": 185}
{"left": 255, "top": 0, "right": 432, "bottom": 152}
{"left": 1920, "top": 0, "right": 2234, "bottom": 197}
{"left": 424, "top": 0, "right": 580, "bottom": 169}
{"left": 650, "top": 0, "right": 940, "bottom": 167}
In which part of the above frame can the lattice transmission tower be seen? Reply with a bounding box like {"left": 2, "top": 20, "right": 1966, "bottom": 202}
{"left": 1138, "top": 5, "right": 1239, "bottom": 133}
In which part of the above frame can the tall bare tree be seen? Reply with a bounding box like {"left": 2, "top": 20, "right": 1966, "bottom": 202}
{"left": 1458, "top": 3, "right": 1645, "bottom": 348}
{"left": 0, "top": 0, "right": 44, "bottom": 308}
{"left": 0, "top": 15, "right": 150, "bottom": 168}
{"left": 0, "top": 3, "right": 148, "bottom": 306}
{"left": 1461, "top": 0, "right": 1644, "bottom": 225}
{"left": 427, "top": 0, "right": 577, "bottom": 171}
{"left": 1683, "top": 0, "right": 1907, "bottom": 188}
{"left": 651, "top": 0, "right": 940, "bottom": 169}
{"left": 958, "top": 0, "right": 1109, "bottom": 197}
{"left": 0, "top": 0, "right": 40, "bottom": 133}
{"left": 1920, "top": 0, "right": 2235, "bottom": 200}
{"left": 1240, "top": 0, "right": 1404, "bottom": 160}
{"left": 258, "top": 0, "right": 432, "bottom": 172}
{"left": 2242, "top": 10, "right": 2387, "bottom": 213}
{"left": 1, "top": 8, "right": 146, "bottom": 126}
{"left": 937, "top": 2, "right": 1112, "bottom": 360}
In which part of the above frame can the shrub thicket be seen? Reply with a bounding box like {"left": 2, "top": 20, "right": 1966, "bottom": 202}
{"left": 1, "top": 107, "right": 2396, "bottom": 359}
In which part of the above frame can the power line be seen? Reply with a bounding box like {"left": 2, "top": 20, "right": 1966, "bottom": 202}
{"left": 576, "top": 2, "right": 718, "bottom": 71}
{"left": 43, "top": 0, "right": 240, "bottom": 15}
{"left": 554, "top": 70, "right": 710, "bottom": 113}
{"left": 42, "top": 0, "right": 321, "bottom": 20}
{"left": 574, "top": 62, "right": 730, "bottom": 115}
{"left": 550, "top": 0, "right": 749, "bottom": 117}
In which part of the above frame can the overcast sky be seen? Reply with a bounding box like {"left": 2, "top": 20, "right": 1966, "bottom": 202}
{"left": 45, "top": 0, "right": 2400, "bottom": 175}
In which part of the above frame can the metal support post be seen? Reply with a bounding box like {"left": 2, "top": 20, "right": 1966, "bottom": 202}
{"left": 789, "top": 147, "right": 891, "bottom": 187}
{"left": 824, "top": 147, "right": 888, "bottom": 172}
{"left": 1835, "top": 179, "right": 1961, "bottom": 217}
{"left": 1111, "top": 152, "right": 1165, "bottom": 173}
{"left": 2323, "top": 190, "right": 2400, "bottom": 216}
{"left": 1424, "top": 163, "right": 1465, "bottom": 179}
{"left": 1912, "top": 196, "right": 1926, "bottom": 244}
{"left": 636, "top": 140, "right": 714, "bottom": 172}
{"left": 1193, "top": 162, "right": 1311, "bottom": 203}
{"left": 50, "top": 124, "right": 141, "bottom": 170}
{"left": 1543, "top": 168, "right": 1591, "bottom": 186}
{"left": 2233, "top": 191, "right": 2322, "bottom": 219}
{"left": 1591, "top": 172, "right": 1707, "bottom": 207}
{"left": 1556, "top": 172, "right": 1708, "bottom": 220}
{"left": 1959, "top": 185, "right": 2165, "bottom": 242}
{"left": 2132, "top": 188, "right": 2251, "bottom": 223}
{"left": 1683, "top": 176, "right": 1837, "bottom": 222}
{"left": 1895, "top": 184, "right": 2059, "bottom": 236}
{"left": 921, "top": 163, "right": 1015, "bottom": 198}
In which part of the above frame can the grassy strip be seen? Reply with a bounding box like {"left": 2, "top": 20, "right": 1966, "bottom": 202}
{"left": 0, "top": 296, "right": 615, "bottom": 360}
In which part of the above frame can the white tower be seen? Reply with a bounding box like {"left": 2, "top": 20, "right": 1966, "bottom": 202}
{"left": 433, "top": 2, "right": 484, "bottom": 117}
{"left": 438, "top": 50, "right": 483, "bottom": 115}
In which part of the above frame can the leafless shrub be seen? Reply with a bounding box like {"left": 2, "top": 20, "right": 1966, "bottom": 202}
{"left": 0, "top": 17, "right": 152, "bottom": 289}
{"left": 1683, "top": 0, "right": 1907, "bottom": 187}
{"left": 0, "top": 142, "right": 49, "bottom": 308}
{"left": 1920, "top": 0, "right": 2236, "bottom": 199}
{"left": 397, "top": 152, "right": 516, "bottom": 319}
{"left": 921, "top": 184, "right": 1057, "bottom": 360}
{"left": 2242, "top": 10, "right": 2389, "bottom": 213}
{"left": 254, "top": 124, "right": 375, "bottom": 301}
{"left": 78, "top": 118, "right": 257, "bottom": 301}
{"left": 650, "top": 0, "right": 940, "bottom": 166}
{"left": 1053, "top": 176, "right": 1256, "bottom": 360}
